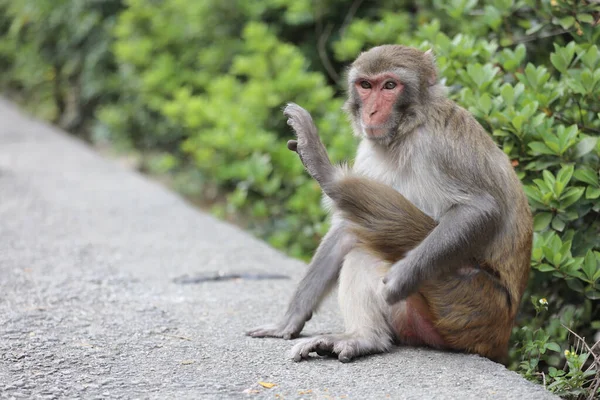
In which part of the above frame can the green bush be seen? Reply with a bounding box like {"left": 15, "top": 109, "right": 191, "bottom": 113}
{"left": 0, "top": 0, "right": 122, "bottom": 139}
{"left": 1, "top": 0, "right": 599, "bottom": 396}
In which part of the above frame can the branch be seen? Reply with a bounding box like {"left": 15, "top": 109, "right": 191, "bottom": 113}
{"left": 500, "top": 27, "right": 574, "bottom": 48}
{"left": 317, "top": 22, "right": 340, "bottom": 83}
{"left": 313, "top": 3, "right": 340, "bottom": 84}
{"left": 554, "top": 113, "right": 600, "bottom": 135}
{"left": 339, "top": 0, "right": 364, "bottom": 37}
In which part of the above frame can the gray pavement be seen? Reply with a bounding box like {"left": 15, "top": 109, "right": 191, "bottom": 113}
{"left": 0, "top": 99, "right": 557, "bottom": 399}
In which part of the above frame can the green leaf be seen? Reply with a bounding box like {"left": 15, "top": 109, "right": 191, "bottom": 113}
{"left": 557, "top": 16, "right": 575, "bottom": 30}
{"left": 536, "top": 263, "right": 555, "bottom": 272}
{"left": 551, "top": 216, "right": 566, "bottom": 232}
{"left": 560, "top": 187, "right": 585, "bottom": 208}
{"left": 500, "top": 84, "right": 515, "bottom": 106}
{"left": 577, "top": 13, "right": 594, "bottom": 24}
{"left": 581, "top": 45, "right": 599, "bottom": 69}
{"left": 573, "top": 167, "right": 599, "bottom": 186}
{"left": 534, "top": 178, "right": 551, "bottom": 192}
{"left": 543, "top": 245, "right": 556, "bottom": 262}
{"left": 574, "top": 136, "right": 598, "bottom": 158}
{"left": 543, "top": 170, "right": 556, "bottom": 188}
{"left": 565, "top": 78, "right": 587, "bottom": 94}
{"left": 550, "top": 42, "right": 575, "bottom": 74}
{"left": 512, "top": 115, "right": 525, "bottom": 132}
{"left": 532, "top": 246, "right": 543, "bottom": 260}
{"left": 556, "top": 164, "right": 574, "bottom": 186}
{"left": 524, "top": 185, "right": 544, "bottom": 204}
{"left": 557, "top": 125, "right": 578, "bottom": 153}
{"left": 586, "top": 186, "right": 600, "bottom": 199}
{"left": 546, "top": 342, "right": 561, "bottom": 353}
{"left": 566, "top": 278, "right": 585, "bottom": 292}
{"left": 514, "top": 43, "right": 526, "bottom": 63}
{"left": 529, "top": 142, "right": 555, "bottom": 155}
{"left": 550, "top": 53, "right": 567, "bottom": 74}
{"left": 562, "top": 210, "right": 579, "bottom": 221}
{"left": 578, "top": 352, "right": 590, "bottom": 365}
{"left": 479, "top": 93, "right": 492, "bottom": 114}
{"left": 585, "top": 290, "right": 600, "bottom": 300}
{"left": 533, "top": 212, "right": 553, "bottom": 231}
{"left": 530, "top": 113, "right": 546, "bottom": 128}
{"left": 582, "top": 251, "right": 598, "bottom": 281}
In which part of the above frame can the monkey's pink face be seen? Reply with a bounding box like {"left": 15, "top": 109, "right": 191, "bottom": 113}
{"left": 355, "top": 73, "right": 404, "bottom": 138}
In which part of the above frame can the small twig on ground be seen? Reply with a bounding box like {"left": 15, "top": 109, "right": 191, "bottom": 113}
{"left": 153, "top": 333, "right": 193, "bottom": 341}
{"left": 542, "top": 371, "right": 547, "bottom": 388}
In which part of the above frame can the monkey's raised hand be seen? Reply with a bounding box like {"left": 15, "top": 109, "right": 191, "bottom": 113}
{"left": 284, "top": 103, "right": 334, "bottom": 188}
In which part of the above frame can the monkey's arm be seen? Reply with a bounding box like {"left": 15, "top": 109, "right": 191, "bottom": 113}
{"left": 246, "top": 220, "right": 353, "bottom": 339}
{"left": 247, "top": 104, "right": 353, "bottom": 339}
{"left": 382, "top": 193, "right": 501, "bottom": 304}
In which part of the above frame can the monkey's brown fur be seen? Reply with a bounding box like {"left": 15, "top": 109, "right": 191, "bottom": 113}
{"left": 332, "top": 174, "right": 532, "bottom": 362}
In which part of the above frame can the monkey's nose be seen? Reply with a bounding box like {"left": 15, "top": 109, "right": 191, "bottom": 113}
{"left": 370, "top": 110, "right": 378, "bottom": 117}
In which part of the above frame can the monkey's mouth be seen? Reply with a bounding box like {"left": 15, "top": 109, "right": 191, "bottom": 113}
{"left": 362, "top": 124, "right": 390, "bottom": 138}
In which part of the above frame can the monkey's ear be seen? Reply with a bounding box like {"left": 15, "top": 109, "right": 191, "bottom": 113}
{"left": 424, "top": 49, "right": 438, "bottom": 86}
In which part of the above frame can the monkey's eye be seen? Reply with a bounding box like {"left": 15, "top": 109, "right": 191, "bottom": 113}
{"left": 384, "top": 81, "right": 397, "bottom": 90}
{"left": 359, "top": 81, "right": 372, "bottom": 89}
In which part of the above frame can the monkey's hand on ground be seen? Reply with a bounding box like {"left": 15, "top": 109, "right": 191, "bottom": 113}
{"left": 245, "top": 313, "right": 309, "bottom": 340}
{"left": 382, "top": 259, "right": 419, "bottom": 305}
{"left": 283, "top": 103, "right": 334, "bottom": 188}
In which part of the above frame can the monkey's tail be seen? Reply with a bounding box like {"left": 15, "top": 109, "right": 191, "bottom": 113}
{"left": 328, "top": 176, "right": 437, "bottom": 262}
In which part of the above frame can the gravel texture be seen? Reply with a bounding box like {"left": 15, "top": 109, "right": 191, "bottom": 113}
{"left": 0, "top": 99, "right": 558, "bottom": 399}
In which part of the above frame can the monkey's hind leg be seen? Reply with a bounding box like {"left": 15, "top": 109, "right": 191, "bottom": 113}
{"left": 291, "top": 250, "right": 394, "bottom": 362}
{"left": 420, "top": 270, "right": 514, "bottom": 363}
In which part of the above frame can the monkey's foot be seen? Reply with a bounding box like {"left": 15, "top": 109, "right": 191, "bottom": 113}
{"left": 283, "top": 103, "right": 334, "bottom": 186}
{"left": 290, "top": 334, "right": 388, "bottom": 363}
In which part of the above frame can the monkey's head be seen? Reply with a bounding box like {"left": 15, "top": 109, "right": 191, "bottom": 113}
{"left": 343, "top": 45, "right": 438, "bottom": 143}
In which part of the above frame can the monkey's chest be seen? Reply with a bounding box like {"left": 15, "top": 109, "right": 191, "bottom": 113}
{"left": 363, "top": 165, "right": 446, "bottom": 221}
{"left": 352, "top": 141, "right": 453, "bottom": 220}
{"left": 393, "top": 175, "right": 442, "bottom": 219}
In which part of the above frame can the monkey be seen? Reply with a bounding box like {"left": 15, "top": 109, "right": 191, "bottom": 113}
{"left": 246, "top": 45, "right": 533, "bottom": 364}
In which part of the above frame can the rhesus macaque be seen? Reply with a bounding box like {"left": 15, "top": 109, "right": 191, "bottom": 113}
{"left": 247, "top": 45, "right": 533, "bottom": 363}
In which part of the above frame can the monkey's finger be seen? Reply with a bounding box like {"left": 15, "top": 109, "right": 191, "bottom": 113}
{"left": 282, "top": 332, "right": 294, "bottom": 340}
{"left": 338, "top": 351, "right": 353, "bottom": 363}
{"left": 290, "top": 341, "right": 311, "bottom": 362}
{"left": 245, "top": 328, "right": 275, "bottom": 338}
{"left": 283, "top": 103, "right": 317, "bottom": 133}
{"left": 283, "top": 102, "right": 309, "bottom": 119}
{"left": 246, "top": 325, "right": 283, "bottom": 338}
{"left": 287, "top": 140, "right": 298, "bottom": 152}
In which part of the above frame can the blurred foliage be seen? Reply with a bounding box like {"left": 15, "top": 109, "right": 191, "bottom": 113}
{"left": 1, "top": 0, "right": 599, "bottom": 396}
{"left": 0, "top": 0, "right": 123, "bottom": 139}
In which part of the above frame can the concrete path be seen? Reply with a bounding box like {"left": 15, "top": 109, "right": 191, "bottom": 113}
{"left": 0, "top": 99, "right": 557, "bottom": 399}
